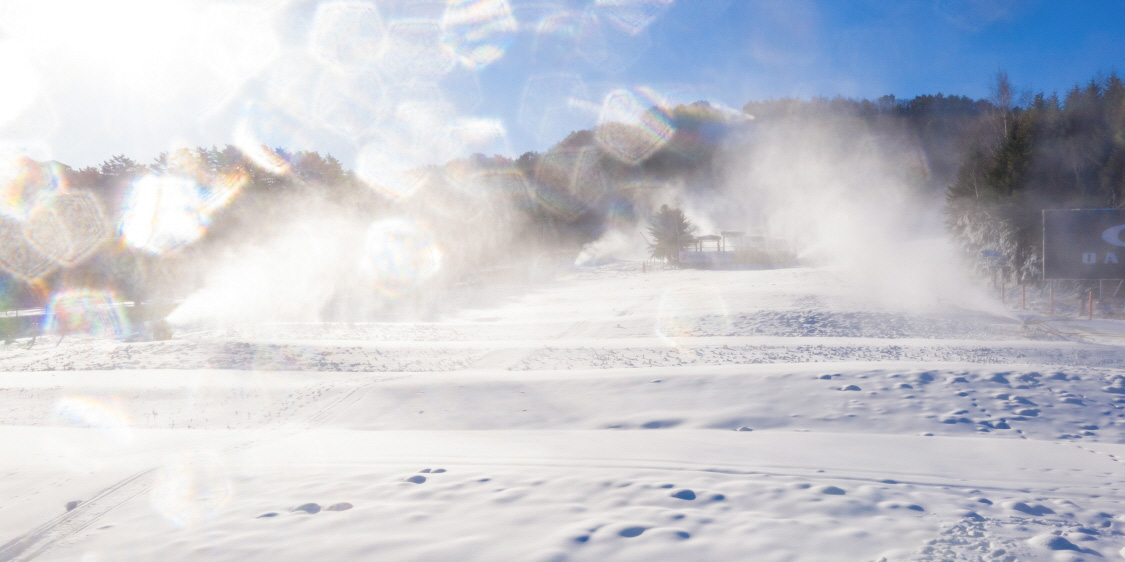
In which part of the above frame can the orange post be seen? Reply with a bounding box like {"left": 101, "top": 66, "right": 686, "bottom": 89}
{"left": 1089, "top": 290, "right": 1094, "bottom": 320}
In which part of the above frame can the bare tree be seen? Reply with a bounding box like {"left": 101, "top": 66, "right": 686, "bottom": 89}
{"left": 988, "top": 69, "right": 1015, "bottom": 150}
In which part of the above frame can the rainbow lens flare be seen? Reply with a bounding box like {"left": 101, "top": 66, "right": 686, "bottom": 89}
{"left": 119, "top": 167, "right": 245, "bottom": 255}
{"left": 0, "top": 156, "right": 110, "bottom": 281}
{"left": 359, "top": 218, "right": 443, "bottom": 296}
{"left": 150, "top": 450, "right": 233, "bottom": 528}
{"left": 0, "top": 155, "right": 60, "bottom": 220}
{"left": 44, "top": 289, "right": 127, "bottom": 338}
{"left": 25, "top": 192, "right": 110, "bottom": 267}
{"left": 0, "top": 215, "right": 58, "bottom": 281}
{"left": 381, "top": 19, "right": 458, "bottom": 83}
{"left": 595, "top": 0, "right": 675, "bottom": 35}
{"left": 233, "top": 117, "right": 295, "bottom": 176}
{"left": 534, "top": 7, "right": 648, "bottom": 74}
{"left": 529, "top": 147, "right": 604, "bottom": 220}
{"left": 53, "top": 396, "right": 133, "bottom": 444}
{"left": 517, "top": 73, "right": 592, "bottom": 146}
{"left": 313, "top": 70, "right": 389, "bottom": 139}
{"left": 441, "top": 0, "right": 518, "bottom": 69}
{"left": 119, "top": 176, "right": 209, "bottom": 254}
{"left": 595, "top": 87, "right": 675, "bottom": 165}
{"left": 309, "top": 1, "right": 386, "bottom": 69}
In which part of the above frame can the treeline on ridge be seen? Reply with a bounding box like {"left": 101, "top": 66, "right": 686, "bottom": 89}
{"left": 5, "top": 74, "right": 1118, "bottom": 313}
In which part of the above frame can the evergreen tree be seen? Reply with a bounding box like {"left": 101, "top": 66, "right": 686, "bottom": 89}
{"left": 647, "top": 205, "right": 696, "bottom": 263}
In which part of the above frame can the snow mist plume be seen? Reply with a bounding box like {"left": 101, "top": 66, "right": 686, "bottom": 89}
{"left": 575, "top": 228, "right": 645, "bottom": 266}
{"left": 166, "top": 214, "right": 365, "bottom": 326}
{"left": 713, "top": 110, "right": 1004, "bottom": 314}
{"left": 165, "top": 164, "right": 547, "bottom": 327}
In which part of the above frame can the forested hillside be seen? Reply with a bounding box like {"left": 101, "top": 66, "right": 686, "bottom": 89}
{"left": 946, "top": 73, "right": 1125, "bottom": 284}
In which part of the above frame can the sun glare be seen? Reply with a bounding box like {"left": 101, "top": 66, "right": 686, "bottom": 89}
{"left": 0, "top": 0, "right": 282, "bottom": 109}
{"left": 0, "top": 45, "right": 41, "bottom": 127}
{"left": 3, "top": 1, "right": 200, "bottom": 63}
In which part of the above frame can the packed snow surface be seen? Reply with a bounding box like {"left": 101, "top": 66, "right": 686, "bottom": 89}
{"left": 2, "top": 263, "right": 1125, "bottom": 561}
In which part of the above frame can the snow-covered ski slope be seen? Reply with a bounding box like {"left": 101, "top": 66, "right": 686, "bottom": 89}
{"left": 2, "top": 263, "right": 1125, "bottom": 561}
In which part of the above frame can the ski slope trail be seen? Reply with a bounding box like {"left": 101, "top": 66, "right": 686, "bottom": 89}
{"left": 1, "top": 264, "right": 1124, "bottom": 561}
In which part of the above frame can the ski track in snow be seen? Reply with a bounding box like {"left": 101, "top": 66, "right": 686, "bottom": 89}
{"left": 0, "top": 264, "right": 1124, "bottom": 561}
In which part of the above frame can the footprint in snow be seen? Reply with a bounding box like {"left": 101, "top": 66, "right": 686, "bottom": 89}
{"left": 615, "top": 526, "right": 689, "bottom": 540}
{"left": 405, "top": 475, "right": 427, "bottom": 484}
{"left": 818, "top": 485, "right": 846, "bottom": 495}
{"left": 650, "top": 528, "right": 691, "bottom": 540}
{"left": 840, "top": 385, "right": 861, "bottom": 391}
{"left": 325, "top": 502, "right": 353, "bottom": 511}
{"left": 670, "top": 489, "right": 696, "bottom": 500}
{"left": 619, "top": 526, "right": 648, "bottom": 538}
{"left": 65, "top": 500, "right": 81, "bottom": 512}
{"left": 291, "top": 503, "right": 321, "bottom": 514}
{"left": 1004, "top": 501, "right": 1054, "bottom": 516}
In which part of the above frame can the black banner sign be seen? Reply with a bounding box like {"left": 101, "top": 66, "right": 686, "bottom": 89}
{"left": 1043, "top": 209, "right": 1125, "bottom": 279}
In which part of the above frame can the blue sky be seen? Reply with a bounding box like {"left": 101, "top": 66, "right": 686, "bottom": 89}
{"left": 0, "top": 0, "right": 1123, "bottom": 175}
{"left": 521, "top": 0, "right": 1125, "bottom": 109}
